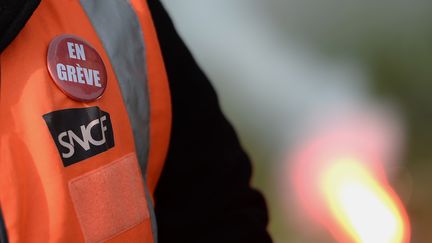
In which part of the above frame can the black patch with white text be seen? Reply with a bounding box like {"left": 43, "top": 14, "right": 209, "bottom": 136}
{"left": 43, "top": 107, "right": 115, "bottom": 167}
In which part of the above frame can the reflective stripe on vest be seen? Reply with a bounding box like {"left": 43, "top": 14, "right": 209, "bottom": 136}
{"left": 79, "top": 0, "right": 157, "bottom": 240}
{"left": 0, "top": 0, "right": 171, "bottom": 242}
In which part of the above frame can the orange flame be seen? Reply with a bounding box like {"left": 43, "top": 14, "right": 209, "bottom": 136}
{"left": 286, "top": 112, "right": 411, "bottom": 243}
{"left": 320, "top": 158, "right": 410, "bottom": 243}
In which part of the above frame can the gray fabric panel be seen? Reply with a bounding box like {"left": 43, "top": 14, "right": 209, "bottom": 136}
{"left": 79, "top": 0, "right": 158, "bottom": 241}
{"left": 79, "top": 0, "right": 150, "bottom": 174}
{"left": 144, "top": 183, "right": 158, "bottom": 242}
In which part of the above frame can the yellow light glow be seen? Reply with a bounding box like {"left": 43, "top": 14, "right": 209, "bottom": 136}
{"left": 321, "top": 159, "right": 408, "bottom": 243}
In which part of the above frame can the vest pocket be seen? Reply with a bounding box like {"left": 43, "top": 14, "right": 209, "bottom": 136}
{"left": 68, "top": 153, "right": 149, "bottom": 243}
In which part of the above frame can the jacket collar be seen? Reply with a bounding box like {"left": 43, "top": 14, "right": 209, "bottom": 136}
{"left": 0, "top": 0, "right": 41, "bottom": 53}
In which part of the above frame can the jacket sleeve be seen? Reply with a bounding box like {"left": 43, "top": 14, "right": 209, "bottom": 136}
{"left": 147, "top": 1, "right": 273, "bottom": 243}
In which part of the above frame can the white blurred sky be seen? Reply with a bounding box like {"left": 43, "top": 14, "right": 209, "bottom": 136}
{"left": 161, "top": 0, "right": 376, "bottom": 155}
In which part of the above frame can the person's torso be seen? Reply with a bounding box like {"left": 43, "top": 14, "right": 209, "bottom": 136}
{"left": 0, "top": 0, "right": 172, "bottom": 242}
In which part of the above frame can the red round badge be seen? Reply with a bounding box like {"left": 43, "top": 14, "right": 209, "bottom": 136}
{"left": 47, "top": 34, "right": 107, "bottom": 102}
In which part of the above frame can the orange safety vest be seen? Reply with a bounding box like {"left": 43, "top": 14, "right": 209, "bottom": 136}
{"left": 0, "top": 0, "right": 172, "bottom": 242}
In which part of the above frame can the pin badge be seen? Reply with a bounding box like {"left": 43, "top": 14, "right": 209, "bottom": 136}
{"left": 47, "top": 34, "right": 108, "bottom": 102}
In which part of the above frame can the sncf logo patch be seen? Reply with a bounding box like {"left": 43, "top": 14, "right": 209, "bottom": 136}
{"left": 43, "top": 107, "right": 115, "bottom": 167}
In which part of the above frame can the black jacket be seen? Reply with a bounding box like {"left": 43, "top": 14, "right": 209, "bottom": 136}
{"left": 0, "top": 1, "right": 272, "bottom": 243}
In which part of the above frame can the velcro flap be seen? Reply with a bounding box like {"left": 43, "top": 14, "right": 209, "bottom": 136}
{"left": 69, "top": 153, "right": 149, "bottom": 242}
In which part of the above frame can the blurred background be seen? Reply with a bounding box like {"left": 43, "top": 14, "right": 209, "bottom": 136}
{"left": 161, "top": 1, "right": 432, "bottom": 242}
